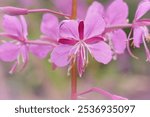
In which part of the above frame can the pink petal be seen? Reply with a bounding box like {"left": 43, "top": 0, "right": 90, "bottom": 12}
{"left": 135, "top": 1, "right": 150, "bottom": 20}
{"left": 111, "top": 30, "right": 127, "bottom": 54}
{"left": 29, "top": 44, "right": 53, "bottom": 59}
{"left": 106, "top": 0, "right": 128, "bottom": 24}
{"left": 20, "top": 15, "right": 28, "bottom": 38}
{"left": 51, "top": 45, "right": 72, "bottom": 67}
{"left": 87, "top": 1, "right": 104, "bottom": 15}
{"left": 60, "top": 20, "right": 79, "bottom": 40}
{"left": 41, "top": 13, "right": 59, "bottom": 40}
{"left": 84, "top": 7, "right": 105, "bottom": 38}
{"left": 2, "top": 15, "right": 22, "bottom": 37}
{"left": 0, "top": 43, "right": 19, "bottom": 62}
{"left": 88, "top": 41, "right": 112, "bottom": 64}
{"left": 133, "top": 27, "right": 143, "bottom": 48}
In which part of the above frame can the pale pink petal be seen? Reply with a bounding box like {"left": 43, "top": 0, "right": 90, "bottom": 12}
{"left": 51, "top": 45, "right": 72, "bottom": 67}
{"left": 29, "top": 44, "right": 53, "bottom": 59}
{"left": 20, "top": 15, "right": 28, "bottom": 38}
{"left": 106, "top": 0, "right": 128, "bottom": 24}
{"left": 135, "top": 1, "right": 150, "bottom": 20}
{"left": 133, "top": 27, "right": 143, "bottom": 48}
{"left": 41, "top": 13, "right": 59, "bottom": 40}
{"left": 111, "top": 30, "right": 127, "bottom": 54}
{"left": 88, "top": 41, "right": 112, "bottom": 64}
{"left": 87, "top": 1, "right": 104, "bottom": 15}
{"left": 60, "top": 20, "right": 79, "bottom": 40}
{"left": 2, "top": 15, "right": 22, "bottom": 37}
{"left": 84, "top": 9, "right": 105, "bottom": 38}
{"left": 0, "top": 43, "right": 20, "bottom": 62}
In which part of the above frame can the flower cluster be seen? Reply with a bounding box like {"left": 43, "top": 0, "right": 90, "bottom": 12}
{"left": 0, "top": 0, "right": 149, "bottom": 99}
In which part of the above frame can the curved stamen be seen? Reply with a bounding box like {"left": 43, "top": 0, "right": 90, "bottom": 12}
{"left": 142, "top": 35, "right": 150, "bottom": 62}
{"left": 127, "top": 29, "right": 139, "bottom": 59}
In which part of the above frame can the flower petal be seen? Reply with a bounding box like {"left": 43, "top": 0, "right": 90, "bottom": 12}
{"left": 0, "top": 43, "right": 19, "bottom": 62}
{"left": 29, "top": 44, "right": 53, "bottom": 59}
{"left": 133, "top": 27, "right": 143, "bottom": 48}
{"left": 20, "top": 15, "right": 28, "bottom": 38}
{"left": 84, "top": 6, "right": 105, "bottom": 38}
{"left": 88, "top": 41, "right": 112, "bottom": 64}
{"left": 87, "top": 1, "right": 104, "bottom": 15}
{"left": 41, "top": 13, "right": 59, "bottom": 40}
{"left": 60, "top": 20, "right": 79, "bottom": 40}
{"left": 106, "top": 0, "right": 128, "bottom": 24}
{"left": 111, "top": 30, "right": 127, "bottom": 54}
{"left": 135, "top": 1, "right": 150, "bottom": 20}
{"left": 2, "top": 15, "right": 22, "bottom": 37}
{"left": 51, "top": 45, "right": 72, "bottom": 67}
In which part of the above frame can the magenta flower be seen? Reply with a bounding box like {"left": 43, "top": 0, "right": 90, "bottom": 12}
{"left": 0, "top": 15, "right": 52, "bottom": 73}
{"left": 90, "top": 0, "right": 128, "bottom": 55}
{"left": 132, "top": 0, "right": 150, "bottom": 61}
{"left": 51, "top": 8, "right": 112, "bottom": 77}
{"left": 30, "top": 13, "right": 59, "bottom": 58}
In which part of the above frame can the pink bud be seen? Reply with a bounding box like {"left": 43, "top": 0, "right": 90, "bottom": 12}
{"left": 0, "top": 6, "right": 28, "bottom": 16}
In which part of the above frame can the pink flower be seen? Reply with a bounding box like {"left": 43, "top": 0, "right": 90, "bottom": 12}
{"left": 51, "top": 8, "right": 112, "bottom": 77}
{"left": 90, "top": 0, "right": 128, "bottom": 55}
{"left": 30, "top": 13, "right": 59, "bottom": 58}
{"left": 0, "top": 15, "right": 52, "bottom": 73}
{"left": 132, "top": 0, "right": 150, "bottom": 61}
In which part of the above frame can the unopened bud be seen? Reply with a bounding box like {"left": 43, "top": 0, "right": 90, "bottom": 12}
{"left": 0, "top": 6, "right": 28, "bottom": 16}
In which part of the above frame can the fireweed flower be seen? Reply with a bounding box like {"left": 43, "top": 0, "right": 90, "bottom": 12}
{"left": 30, "top": 13, "right": 59, "bottom": 59}
{"left": 132, "top": 0, "right": 150, "bottom": 61}
{"left": 51, "top": 7, "right": 112, "bottom": 77}
{"left": 0, "top": 15, "right": 52, "bottom": 73}
{"left": 89, "top": 0, "right": 128, "bottom": 58}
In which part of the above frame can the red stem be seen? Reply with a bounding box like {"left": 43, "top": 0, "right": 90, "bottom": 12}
{"left": 70, "top": 0, "right": 77, "bottom": 100}
{"left": 71, "top": 59, "right": 77, "bottom": 100}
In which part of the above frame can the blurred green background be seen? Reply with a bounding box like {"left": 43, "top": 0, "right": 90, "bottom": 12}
{"left": 0, "top": 0, "right": 150, "bottom": 100}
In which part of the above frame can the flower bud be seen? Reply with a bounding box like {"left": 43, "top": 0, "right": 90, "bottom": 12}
{"left": 0, "top": 6, "right": 28, "bottom": 16}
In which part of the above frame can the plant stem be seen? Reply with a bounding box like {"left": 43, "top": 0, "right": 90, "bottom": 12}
{"left": 71, "top": 59, "right": 77, "bottom": 100}
{"left": 70, "top": 0, "right": 77, "bottom": 100}
{"left": 28, "top": 9, "right": 70, "bottom": 18}
{"left": 70, "top": 0, "right": 77, "bottom": 19}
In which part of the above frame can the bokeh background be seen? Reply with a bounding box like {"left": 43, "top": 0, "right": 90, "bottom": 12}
{"left": 0, "top": 0, "right": 150, "bottom": 100}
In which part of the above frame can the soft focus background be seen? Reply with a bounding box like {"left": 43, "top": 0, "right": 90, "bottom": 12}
{"left": 0, "top": 0, "right": 150, "bottom": 100}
